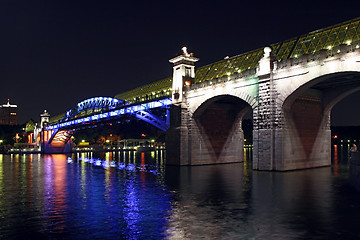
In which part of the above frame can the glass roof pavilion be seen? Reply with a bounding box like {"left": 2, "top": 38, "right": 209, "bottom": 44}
{"left": 116, "top": 17, "right": 360, "bottom": 103}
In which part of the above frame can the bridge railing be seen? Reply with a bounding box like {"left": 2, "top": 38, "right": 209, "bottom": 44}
{"left": 189, "top": 68, "right": 256, "bottom": 90}
{"left": 277, "top": 41, "right": 360, "bottom": 69}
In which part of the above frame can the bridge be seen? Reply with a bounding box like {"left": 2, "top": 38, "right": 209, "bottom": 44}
{"left": 41, "top": 97, "right": 171, "bottom": 153}
{"left": 42, "top": 17, "right": 360, "bottom": 171}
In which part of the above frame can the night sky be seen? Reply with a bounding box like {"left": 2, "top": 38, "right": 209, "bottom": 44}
{"left": 0, "top": 1, "right": 359, "bottom": 125}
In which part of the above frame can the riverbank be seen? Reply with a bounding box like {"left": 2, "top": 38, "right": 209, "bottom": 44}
{"left": 3, "top": 145, "right": 165, "bottom": 154}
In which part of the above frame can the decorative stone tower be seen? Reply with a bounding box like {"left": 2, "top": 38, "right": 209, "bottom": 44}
{"left": 166, "top": 47, "right": 199, "bottom": 165}
{"left": 34, "top": 110, "right": 50, "bottom": 148}
{"left": 40, "top": 110, "right": 50, "bottom": 128}
{"left": 169, "top": 47, "right": 199, "bottom": 105}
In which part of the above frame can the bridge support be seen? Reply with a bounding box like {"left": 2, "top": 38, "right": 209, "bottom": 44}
{"left": 253, "top": 113, "right": 331, "bottom": 171}
{"left": 166, "top": 49, "right": 247, "bottom": 165}
{"left": 40, "top": 129, "right": 74, "bottom": 154}
{"left": 166, "top": 102, "right": 246, "bottom": 165}
{"left": 42, "top": 142, "right": 73, "bottom": 154}
{"left": 252, "top": 48, "right": 332, "bottom": 171}
{"left": 166, "top": 105, "right": 190, "bottom": 165}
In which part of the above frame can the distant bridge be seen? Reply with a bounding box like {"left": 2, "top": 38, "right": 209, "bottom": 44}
{"left": 41, "top": 97, "right": 170, "bottom": 152}
{"left": 46, "top": 97, "right": 171, "bottom": 131}
{"left": 42, "top": 17, "right": 360, "bottom": 171}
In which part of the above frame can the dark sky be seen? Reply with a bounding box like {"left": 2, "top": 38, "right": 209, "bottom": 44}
{"left": 0, "top": 1, "right": 359, "bottom": 125}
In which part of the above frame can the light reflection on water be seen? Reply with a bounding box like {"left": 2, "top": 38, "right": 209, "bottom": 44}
{"left": 0, "top": 147, "right": 359, "bottom": 239}
{"left": 0, "top": 151, "right": 171, "bottom": 239}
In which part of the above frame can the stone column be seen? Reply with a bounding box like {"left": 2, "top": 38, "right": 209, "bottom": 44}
{"left": 166, "top": 104, "right": 190, "bottom": 165}
{"left": 253, "top": 47, "right": 279, "bottom": 170}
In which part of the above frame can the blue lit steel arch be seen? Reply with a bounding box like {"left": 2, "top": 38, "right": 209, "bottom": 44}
{"left": 47, "top": 98, "right": 172, "bottom": 132}
{"left": 63, "top": 97, "right": 125, "bottom": 121}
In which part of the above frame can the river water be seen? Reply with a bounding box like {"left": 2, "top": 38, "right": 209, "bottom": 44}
{"left": 0, "top": 147, "right": 359, "bottom": 239}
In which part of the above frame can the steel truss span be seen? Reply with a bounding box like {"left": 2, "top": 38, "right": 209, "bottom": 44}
{"left": 46, "top": 98, "right": 172, "bottom": 131}
{"left": 62, "top": 97, "right": 125, "bottom": 122}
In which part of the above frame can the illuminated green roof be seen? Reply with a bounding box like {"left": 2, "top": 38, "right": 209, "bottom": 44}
{"left": 116, "top": 17, "right": 360, "bottom": 102}
{"left": 115, "top": 77, "right": 172, "bottom": 103}
{"left": 49, "top": 113, "right": 65, "bottom": 124}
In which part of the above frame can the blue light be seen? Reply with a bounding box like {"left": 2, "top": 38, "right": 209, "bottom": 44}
{"left": 102, "top": 161, "right": 109, "bottom": 169}
{"left": 118, "top": 162, "right": 125, "bottom": 170}
{"left": 110, "top": 161, "right": 116, "bottom": 168}
{"left": 46, "top": 98, "right": 172, "bottom": 131}
{"left": 63, "top": 97, "right": 125, "bottom": 121}
{"left": 126, "top": 164, "right": 135, "bottom": 172}
{"left": 149, "top": 170, "right": 159, "bottom": 175}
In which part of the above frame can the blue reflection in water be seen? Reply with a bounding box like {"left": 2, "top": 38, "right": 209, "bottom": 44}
{"left": 3, "top": 148, "right": 359, "bottom": 239}
{"left": 73, "top": 151, "right": 172, "bottom": 239}
{"left": 77, "top": 156, "right": 160, "bottom": 175}
{"left": 123, "top": 175, "right": 141, "bottom": 238}
{"left": 0, "top": 151, "right": 171, "bottom": 239}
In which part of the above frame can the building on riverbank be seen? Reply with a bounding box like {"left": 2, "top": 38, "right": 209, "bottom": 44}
{"left": 0, "top": 99, "right": 18, "bottom": 125}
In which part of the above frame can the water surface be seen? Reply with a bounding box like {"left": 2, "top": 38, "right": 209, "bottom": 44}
{"left": 0, "top": 148, "right": 359, "bottom": 239}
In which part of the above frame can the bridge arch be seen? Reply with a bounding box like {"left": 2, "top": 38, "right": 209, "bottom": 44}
{"left": 279, "top": 71, "right": 360, "bottom": 169}
{"left": 187, "top": 80, "right": 258, "bottom": 116}
{"left": 283, "top": 71, "right": 360, "bottom": 112}
{"left": 188, "top": 94, "right": 252, "bottom": 164}
{"left": 63, "top": 97, "right": 125, "bottom": 121}
{"left": 43, "top": 97, "right": 171, "bottom": 153}
{"left": 42, "top": 97, "right": 125, "bottom": 152}
{"left": 193, "top": 94, "right": 252, "bottom": 120}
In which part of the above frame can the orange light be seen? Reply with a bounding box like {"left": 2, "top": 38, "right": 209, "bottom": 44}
{"left": 185, "top": 81, "right": 191, "bottom": 86}
{"left": 332, "top": 135, "right": 338, "bottom": 139}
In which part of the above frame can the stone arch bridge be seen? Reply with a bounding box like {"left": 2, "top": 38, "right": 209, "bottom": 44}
{"left": 45, "top": 17, "right": 360, "bottom": 171}
{"left": 164, "top": 17, "right": 360, "bottom": 170}
{"left": 167, "top": 43, "right": 360, "bottom": 170}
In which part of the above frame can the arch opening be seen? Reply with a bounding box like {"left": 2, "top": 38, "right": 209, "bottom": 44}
{"left": 282, "top": 72, "right": 360, "bottom": 169}
{"left": 331, "top": 91, "right": 360, "bottom": 163}
{"left": 193, "top": 95, "right": 252, "bottom": 162}
{"left": 331, "top": 91, "right": 360, "bottom": 126}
